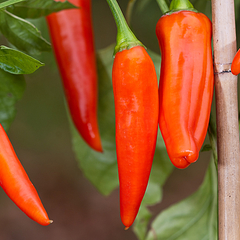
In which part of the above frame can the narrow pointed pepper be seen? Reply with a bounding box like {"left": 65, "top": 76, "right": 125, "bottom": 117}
{"left": 106, "top": 0, "right": 159, "bottom": 228}
{"left": 46, "top": 0, "right": 102, "bottom": 152}
{"left": 156, "top": 0, "right": 214, "bottom": 168}
{"left": 231, "top": 49, "right": 240, "bottom": 75}
{"left": 0, "top": 124, "right": 51, "bottom": 225}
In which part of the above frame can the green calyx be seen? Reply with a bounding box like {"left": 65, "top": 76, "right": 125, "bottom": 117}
{"left": 106, "top": 0, "right": 144, "bottom": 56}
{"left": 169, "top": 0, "right": 195, "bottom": 11}
{"left": 114, "top": 31, "right": 144, "bottom": 55}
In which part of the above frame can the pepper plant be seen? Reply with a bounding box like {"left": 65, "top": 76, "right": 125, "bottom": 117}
{"left": 0, "top": 0, "right": 239, "bottom": 239}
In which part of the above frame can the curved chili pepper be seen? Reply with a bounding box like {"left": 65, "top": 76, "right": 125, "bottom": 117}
{"left": 112, "top": 45, "right": 159, "bottom": 228}
{"left": 46, "top": 0, "right": 102, "bottom": 152}
{"left": 0, "top": 124, "right": 51, "bottom": 225}
{"left": 231, "top": 49, "right": 240, "bottom": 75}
{"left": 156, "top": 5, "right": 214, "bottom": 168}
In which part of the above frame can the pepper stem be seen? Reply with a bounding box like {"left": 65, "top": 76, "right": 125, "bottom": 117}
{"left": 169, "top": 0, "right": 194, "bottom": 11}
{"left": 156, "top": 0, "right": 170, "bottom": 14}
{"left": 106, "top": 0, "right": 144, "bottom": 55}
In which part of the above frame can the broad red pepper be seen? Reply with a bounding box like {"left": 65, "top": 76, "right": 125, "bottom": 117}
{"left": 156, "top": 0, "right": 214, "bottom": 168}
{"left": 46, "top": 0, "right": 102, "bottom": 152}
{"left": 0, "top": 124, "right": 51, "bottom": 225}
{"left": 107, "top": 0, "right": 159, "bottom": 228}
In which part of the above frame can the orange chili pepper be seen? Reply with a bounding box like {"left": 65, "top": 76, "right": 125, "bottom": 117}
{"left": 156, "top": 0, "right": 214, "bottom": 168}
{"left": 106, "top": 0, "right": 159, "bottom": 228}
{"left": 112, "top": 45, "right": 159, "bottom": 228}
{"left": 0, "top": 124, "right": 51, "bottom": 225}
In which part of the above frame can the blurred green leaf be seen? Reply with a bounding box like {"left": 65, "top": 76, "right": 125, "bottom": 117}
{"left": 0, "top": 45, "right": 44, "bottom": 74}
{"left": 133, "top": 206, "right": 152, "bottom": 240}
{"left": 201, "top": 144, "right": 212, "bottom": 152}
{"left": 0, "top": 0, "right": 25, "bottom": 9}
{"left": 70, "top": 44, "right": 118, "bottom": 196}
{"left": 136, "top": 0, "right": 154, "bottom": 13}
{"left": 0, "top": 68, "right": 25, "bottom": 131}
{"left": 0, "top": 9, "right": 51, "bottom": 55}
{"left": 7, "top": 0, "right": 77, "bottom": 19}
{"left": 146, "top": 158, "right": 217, "bottom": 240}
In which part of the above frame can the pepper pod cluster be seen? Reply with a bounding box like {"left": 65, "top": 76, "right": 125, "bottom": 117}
{"left": 107, "top": 0, "right": 214, "bottom": 229}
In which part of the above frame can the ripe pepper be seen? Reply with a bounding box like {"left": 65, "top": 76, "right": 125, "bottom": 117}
{"left": 231, "top": 49, "right": 240, "bottom": 75}
{"left": 113, "top": 46, "right": 159, "bottom": 228}
{"left": 156, "top": 0, "right": 214, "bottom": 168}
{"left": 46, "top": 0, "right": 102, "bottom": 152}
{"left": 0, "top": 124, "right": 51, "bottom": 225}
{"left": 107, "top": 0, "right": 159, "bottom": 228}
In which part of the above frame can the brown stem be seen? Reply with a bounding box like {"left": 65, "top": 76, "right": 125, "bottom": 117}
{"left": 212, "top": 0, "right": 240, "bottom": 239}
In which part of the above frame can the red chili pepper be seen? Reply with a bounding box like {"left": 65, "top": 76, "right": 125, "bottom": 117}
{"left": 106, "top": 0, "right": 159, "bottom": 228}
{"left": 231, "top": 49, "right": 240, "bottom": 75}
{"left": 156, "top": 0, "right": 214, "bottom": 168}
{"left": 0, "top": 124, "right": 51, "bottom": 225}
{"left": 46, "top": 0, "right": 102, "bottom": 152}
{"left": 112, "top": 45, "right": 159, "bottom": 228}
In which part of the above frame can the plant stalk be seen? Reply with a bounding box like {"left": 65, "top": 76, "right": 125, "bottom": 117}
{"left": 106, "top": 0, "right": 143, "bottom": 55}
{"left": 212, "top": 0, "right": 240, "bottom": 239}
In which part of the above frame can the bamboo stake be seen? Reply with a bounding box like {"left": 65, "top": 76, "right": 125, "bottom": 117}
{"left": 212, "top": 0, "right": 240, "bottom": 239}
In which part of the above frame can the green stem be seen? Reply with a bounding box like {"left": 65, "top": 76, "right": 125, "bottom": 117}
{"left": 156, "top": 0, "right": 169, "bottom": 14}
{"left": 170, "top": 0, "right": 194, "bottom": 11}
{"left": 106, "top": 0, "right": 143, "bottom": 54}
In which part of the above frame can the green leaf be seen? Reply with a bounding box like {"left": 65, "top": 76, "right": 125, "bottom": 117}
{"left": 146, "top": 158, "right": 218, "bottom": 240}
{"left": 0, "top": 9, "right": 51, "bottom": 55}
{"left": 133, "top": 206, "right": 153, "bottom": 240}
{"left": 0, "top": 68, "right": 25, "bottom": 131}
{"left": 7, "top": 0, "right": 77, "bottom": 19}
{"left": 201, "top": 144, "right": 212, "bottom": 152}
{"left": 70, "top": 44, "right": 119, "bottom": 196}
{"left": 0, "top": 0, "right": 25, "bottom": 9}
{"left": 0, "top": 45, "right": 44, "bottom": 74}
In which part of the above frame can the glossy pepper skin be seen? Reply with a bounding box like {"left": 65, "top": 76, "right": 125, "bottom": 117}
{"left": 231, "top": 49, "right": 240, "bottom": 75}
{"left": 112, "top": 46, "right": 159, "bottom": 228}
{"left": 0, "top": 124, "right": 51, "bottom": 225}
{"left": 156, "top": 10, "right": 214, "bottom": 168}
{"left": 46, "top": 0, "right": 102, "bottom": 152}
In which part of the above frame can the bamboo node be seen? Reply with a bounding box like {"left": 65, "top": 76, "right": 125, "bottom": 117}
{"left": 214, "top": 62, "right": 231, "bottom": 74}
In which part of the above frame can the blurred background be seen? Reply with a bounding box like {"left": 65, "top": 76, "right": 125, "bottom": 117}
{"left": 0, "top": 0, "right": 212, "bottom": 239}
